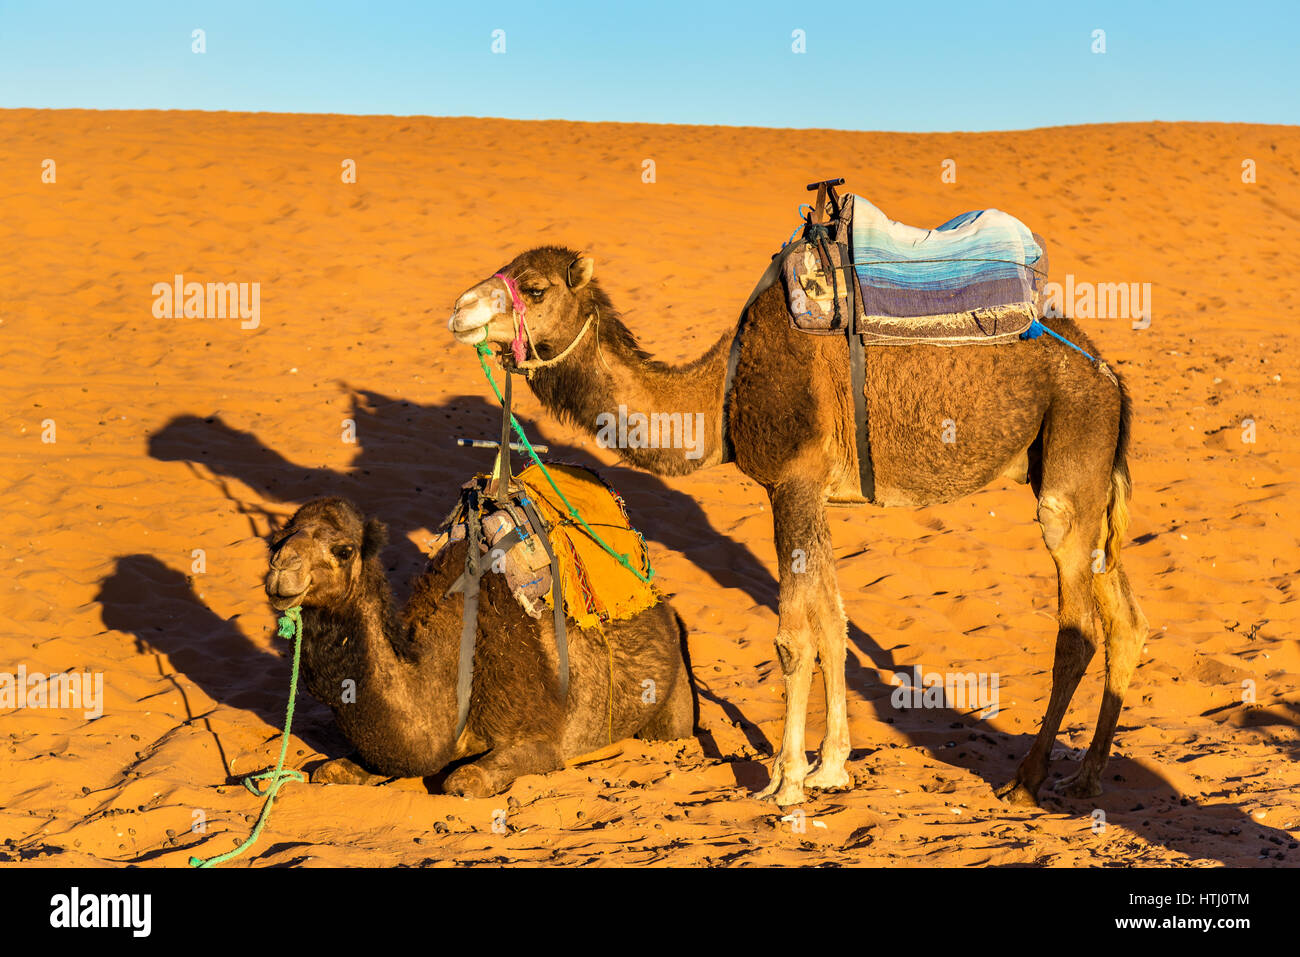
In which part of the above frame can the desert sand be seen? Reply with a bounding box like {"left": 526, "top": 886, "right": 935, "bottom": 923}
{"left": 0, "top": 109, "right": 1297, "bottom": 866}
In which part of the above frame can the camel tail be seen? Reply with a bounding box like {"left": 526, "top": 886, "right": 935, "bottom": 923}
{"left": 1104, "top": 369, "right": 1133, "bottom": 570}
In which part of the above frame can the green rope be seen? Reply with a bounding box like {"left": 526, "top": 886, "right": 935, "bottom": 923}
{"left": 189, "top": 606, "right": 306, "bottom": 868}
{"left": 475, "top": 342, "right": 654, "bottom": 584}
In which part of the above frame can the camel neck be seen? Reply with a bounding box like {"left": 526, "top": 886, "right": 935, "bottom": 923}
{"left": 298, "top": 563, "right": 407, "bottom": 703}
{"left": 297, "top": 561, "right": 462, "bottom": 774}
{"left": 527, "top": 316, "right": 735, "bottom": 475}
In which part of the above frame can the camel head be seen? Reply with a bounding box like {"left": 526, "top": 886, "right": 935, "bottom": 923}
{"left": 264, "top": 498, "right": 388, "bottom": 612}
{"left": 448, "top": 246, "right": 596, "bottom": 361}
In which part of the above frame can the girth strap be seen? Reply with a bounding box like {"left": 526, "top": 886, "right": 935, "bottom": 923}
{"left": 453, "top": 488, "right": 483, "bottom": 738}
{"left": 722, "top": 235, "right": 875, "bottom": 501}
{"left": 844, "top": 235, "right": 875, "bottom": 502}
{"left": 519, "top": 495, "right": 569, "bottom": 699}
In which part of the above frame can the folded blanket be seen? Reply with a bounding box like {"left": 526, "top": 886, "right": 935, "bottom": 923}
{"left": 849, "top": 195, "right": 1048, "bottom": 322}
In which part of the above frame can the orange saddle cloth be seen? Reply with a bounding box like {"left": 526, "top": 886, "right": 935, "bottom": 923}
{"left": 513, "top": 463, "right": 658, "bottom": 630}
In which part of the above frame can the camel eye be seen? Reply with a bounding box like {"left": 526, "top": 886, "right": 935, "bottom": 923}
{"left": 333, "top": 545, "right": 356, "bottom": 562}
{"left": 523, "top": 285, "right": 545, "bottom": 302}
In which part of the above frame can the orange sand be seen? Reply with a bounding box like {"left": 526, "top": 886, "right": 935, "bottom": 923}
{"left": 1, "top": 109, "right": 1297, "bottom": 866}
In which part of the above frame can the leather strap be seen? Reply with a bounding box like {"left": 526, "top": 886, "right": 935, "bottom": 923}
{"left": 453, "top": 488, "right": 482, "bottom": 737}
{"left": 844, "top": 237, "right": 875, "bottom": 502}
{"left": 520, "top": 496, "right": 569, "bottom": 698}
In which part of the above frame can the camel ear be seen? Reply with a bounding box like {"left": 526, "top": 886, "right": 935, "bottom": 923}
{"left": 567, "top": 254, "right": 594, "bottom": 290}
{"left": 361, "top": 518, "right": 388, "bottom": 560}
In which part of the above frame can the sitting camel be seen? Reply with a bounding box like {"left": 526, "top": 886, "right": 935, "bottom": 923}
{"left": 448, "top": 246, "right": 1149, "bottom": 807}
{"left": 263, "top": 497, "right": 695, "bottom": 797}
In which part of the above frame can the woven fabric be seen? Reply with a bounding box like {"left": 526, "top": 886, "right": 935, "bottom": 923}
{"left": 514, "top": 464, "right": 658, "bottom": 630}
{"left": 849, "top": 195, "right": 1047, "bottom": 321}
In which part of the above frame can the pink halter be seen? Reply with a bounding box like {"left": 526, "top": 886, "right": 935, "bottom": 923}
{"left": 494, "top": 272, "right": 528, "bottom": 364}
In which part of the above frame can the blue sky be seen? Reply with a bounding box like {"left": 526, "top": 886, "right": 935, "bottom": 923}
{"left": 0, "top": 0, "right": 1293, "bottom": 131}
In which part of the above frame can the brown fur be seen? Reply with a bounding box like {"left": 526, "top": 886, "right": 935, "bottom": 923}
{"left": 451, "top": 247, "right": 1149, "bottom": 807}
{"left": 264, "top": 497, "right": 695, "bottom": 797}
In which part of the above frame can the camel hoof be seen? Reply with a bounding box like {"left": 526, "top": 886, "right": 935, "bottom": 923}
{"left": 994, "top": 778, "right": 1040, "bottom": 807}
{"left": 444, "top": 764, "right": 494, "bottom": 799}
{"left": 1054, "top": 769, "right": 1103, "bottom": 799}
{"left": 311, "top": 757, "right": 376, "bottom": 786}
{"left": 804, "top": 762, "right": 852, "bottom": 792}
{"left": 755, "top": 771, "right": 807, "bottom": 807}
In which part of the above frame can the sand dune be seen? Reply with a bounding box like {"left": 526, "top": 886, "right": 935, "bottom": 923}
{"left": 1, "top": 109, "right": 1297, "bottom": 866}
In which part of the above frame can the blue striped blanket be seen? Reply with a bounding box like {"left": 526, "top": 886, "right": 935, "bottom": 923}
{"left": 849, "top": 196, "right": 1047, "bottom": 321}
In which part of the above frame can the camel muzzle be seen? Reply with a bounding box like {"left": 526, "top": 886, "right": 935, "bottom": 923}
{"left": 265, "top": 568, "right": 311, "bottom": 610}
{"left": 448, "top": 292, "right": 497, "bottom": 346}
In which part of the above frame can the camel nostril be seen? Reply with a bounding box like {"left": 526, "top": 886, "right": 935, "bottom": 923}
{"left": 268, "top": 562, "right": 301, "bottom": 582}
{"left": 266, "top": 569, "right": 310, "bottom": 600}
{"left": 270, "top": 553, "right": 303, "bottom": 572}
{"left": 450, "top": 310, "right": 480, "bottom": 332}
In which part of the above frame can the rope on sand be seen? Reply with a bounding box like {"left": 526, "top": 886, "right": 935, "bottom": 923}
{"left": 189, "top": 606, "right": 306, "bottom": 868}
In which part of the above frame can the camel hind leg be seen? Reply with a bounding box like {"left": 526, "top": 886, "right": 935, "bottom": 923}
{"left": 996, "top": 490, "right": 1105, "bottom": 805}
{"left": 637, "top": 653, "right": 695, "bottom": 741}
{"left": 1056, "top": 529, "right": 1149, "bottom": 797}
{"left": 997, "top": 392, "right": 1116, "bottom": 807}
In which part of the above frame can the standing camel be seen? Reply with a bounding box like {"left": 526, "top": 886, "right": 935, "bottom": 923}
{"left": 448, "top": 245, "right": 1148, "bottom": 807}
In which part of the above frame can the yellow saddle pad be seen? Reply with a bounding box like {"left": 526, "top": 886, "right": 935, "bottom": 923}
{"left": 514, "top": 463, "right": 658, "bottom": 630}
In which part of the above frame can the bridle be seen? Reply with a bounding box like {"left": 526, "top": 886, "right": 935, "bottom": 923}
{"left": 493, "top": 271, "right": 597, "bottom": 375}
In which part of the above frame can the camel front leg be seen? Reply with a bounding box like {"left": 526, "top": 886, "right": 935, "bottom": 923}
{"left": 443, "top": 739, "right": 563, "bottom": 799}
{"left": 756, "top": 480, "right": 840, "bottom": 806}
{"left": 805, "top": 581, "right": 852, "bottom": 791}
{"left": 310, "top": 754, "right": 388, "bottom": 786}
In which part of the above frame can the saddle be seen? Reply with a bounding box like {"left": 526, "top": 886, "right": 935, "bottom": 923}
{"left": 782, "top": 184, "right": 1049, "bottom": 344}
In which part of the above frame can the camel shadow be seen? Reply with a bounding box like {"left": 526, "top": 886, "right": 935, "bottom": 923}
{"left": 147, "top": 387, "right": 774, "bottom": 608}
{"left": 95, "top": 553, "right": 345, "bottom": 760}
{"left": 1203, "top": 697, "right": 1300, "bottom": 759}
